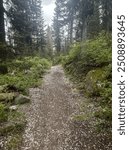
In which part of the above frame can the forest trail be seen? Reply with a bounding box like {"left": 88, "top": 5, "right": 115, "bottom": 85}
{"left": 21, "top": 65, "right": 111, "bottom": 150}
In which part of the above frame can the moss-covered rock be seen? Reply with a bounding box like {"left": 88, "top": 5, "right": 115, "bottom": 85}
{"left": 14, "top": 94, "right": 30, "bottom": 105}
{"left": 84, "top": 68, "right": 106, "bottom": 97}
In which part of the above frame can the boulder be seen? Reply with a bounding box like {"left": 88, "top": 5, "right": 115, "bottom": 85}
{"left": 14, "top": 94, "right": 30, "bottom": 104}
{"left": 84, "top": 68, "right": 106, "bottom": 97}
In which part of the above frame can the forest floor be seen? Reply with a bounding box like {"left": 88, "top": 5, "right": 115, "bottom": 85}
{"left": 20, "top": 65, "right": 111, "bottom": 150}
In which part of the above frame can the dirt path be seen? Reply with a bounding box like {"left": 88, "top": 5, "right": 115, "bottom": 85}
{"left": 21, "top": 65, "right": 111, "bottom": 150}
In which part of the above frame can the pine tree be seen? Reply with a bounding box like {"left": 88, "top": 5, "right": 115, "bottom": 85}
{"left": 66, "top": 0, "right": 78, "bottom": 43}
{"left": 53, "top": 0, "right": 112, "bottom": 52}
{"left": 46, "top": 26, "right": 53, "bottom": 58}
{"left": 100, "top": 0, "right": 112, "bottom": 32}
{"left": 30, "top": 0, "right": 46, "bottom": 55}
{"left": 8, "top": 0, "right": 32, "bottom": 55}
{"left": 53, "top": 0, "right": 62, "bottom": 54}
{"left": 86, "top": 0, "right": 101, "bottom": 38}
{"left": 6, "top": 0, "right": 46, "bottom": 56}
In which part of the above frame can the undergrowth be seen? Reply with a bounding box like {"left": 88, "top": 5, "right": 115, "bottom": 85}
{"left": 0, "top": 56, "right": 51, "bottom": 149}
{"left": 62, "top": 32, "right": 112, "bottom": 133}
{"left": 0, "top": 57, "right": 51, "bottom": 94}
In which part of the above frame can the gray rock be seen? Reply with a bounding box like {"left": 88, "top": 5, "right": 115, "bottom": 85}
{"left": 15, "top": 94, "right": 30, "bottom": 105}
{"left": 9, "top": 105, "right": 18, "bottom": 111}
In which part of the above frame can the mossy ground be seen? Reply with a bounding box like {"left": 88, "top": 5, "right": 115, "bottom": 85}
{"left": 0, "top": 56, "right": 51, "bottom": 149}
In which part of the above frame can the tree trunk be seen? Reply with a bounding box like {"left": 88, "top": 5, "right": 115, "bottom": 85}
{"left": 82, "top": 19, "right": 87, "bottom": 41}
{"left": 0, "top": 0, "right": 5, "bottom": 43}
{"left": 69, "top": 16, "right": 73, "bottom": 44}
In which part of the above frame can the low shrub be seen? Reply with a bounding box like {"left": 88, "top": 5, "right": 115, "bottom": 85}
{"left": 63, "top": 32, "right": 112, "bottom": 132}
{"left": 63, "top": 32, "right": 111, "bottom": 75}
{"left": 52, "top": 55, "right": 66, "bottom": 65}
{"left": 0, "top": 64, "right": 8, "bottom": 74}
{"left": 0, "top": 57, "right": 51, "bottom": 149}
{"left": 0, "top": 57, "right": 51, "bottom": 94}
{"left": 0, "top": 103, "right": 8, "bottom": 122}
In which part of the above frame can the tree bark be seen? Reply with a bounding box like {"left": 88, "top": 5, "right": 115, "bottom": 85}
{"left": 82, "top": 19, "right": 87, "bottom": 41}
{"left": 69, "top": 14, "right": 73, "bottom": 44}
{"left": 0, "top": 0, "right": 5, "bottom": 43}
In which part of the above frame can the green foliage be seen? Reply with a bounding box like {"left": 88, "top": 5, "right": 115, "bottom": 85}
{"left": 0, "top": 64, "right": 8, "bottom": 74}
{"left": 63, "top": 32, "right": 111, "bottom": 72}
{"left": 0, "top": 57, "right": 51, "bottom": 94}
{"left": 73, "top": 114, "right": 88, "bottom": 121}
{"left": 0, "top": 43, "right": 8, "bottom": 60}
{"left": 0, "top": 56, "right": 51, "bottom": 150}
{"left": 8, "top": 0, "right": 46, "bottom": 56}
{"left": 6, "top": 133, "right": 23, "bottom": 150}
{"left": 0, "top": 43, "right": 15, "bottom": 61}
{"left": 0, "top": 103, "right": 8, "bottom": 122}
{"left": 0, "top": 122, "right": 24, "bottom": 136}
{"left": 0, "top": 111, "right": 26, "bottom": 135}
{"left": 0, "top": 56, "right": 50, "bottom": 149}
{"left": 0, "top": 110, "right": 26, "bottom": 149}
{"left": 0, "top": 113, "right": 25, "bottom": 149}
{"left": 63, "top": 32, "right": 112, "bottom": 132}
{"left": 0, "top": 93, "right": 15, "bottom": 103}
{"left": 95, "top": 107, "right": 112, "bottom": 133}
{"left": 95, "top": 107, "right": 112, "bottom": 122}
{"left": 52, "top": 55, "right": 66, "bottom": 65}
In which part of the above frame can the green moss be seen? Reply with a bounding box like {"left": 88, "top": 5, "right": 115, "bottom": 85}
{"left": 0, "top": 64, "right": 8, "bottom": 74}
{"left": 84, "top": 68, "right": 106, "bottom": 97}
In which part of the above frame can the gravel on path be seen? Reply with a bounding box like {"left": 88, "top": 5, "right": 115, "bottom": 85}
{"left": 21, "top": 65, "right": 111, "bottom": 150}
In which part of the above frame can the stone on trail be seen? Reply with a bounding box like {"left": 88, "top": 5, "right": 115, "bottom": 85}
{"left": 15, "top": 94, "right": 30, "bottom": 105}
{"left": 9, "top": 105, "right": 18, "bottom": 111}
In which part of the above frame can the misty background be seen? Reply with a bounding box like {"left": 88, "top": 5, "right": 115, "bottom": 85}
{"left": 42, "top": 0, "right": 56, "bottom": 25}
